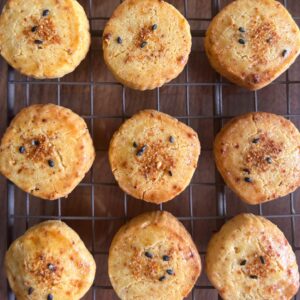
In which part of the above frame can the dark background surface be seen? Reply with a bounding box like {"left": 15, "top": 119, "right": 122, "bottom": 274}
{"left": 0, "top": 0, "right": 300, "bottom": 299}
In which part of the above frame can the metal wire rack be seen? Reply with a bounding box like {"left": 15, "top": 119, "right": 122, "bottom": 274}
{"left": 5, "top": 0, "right": 300, "bottom": 299}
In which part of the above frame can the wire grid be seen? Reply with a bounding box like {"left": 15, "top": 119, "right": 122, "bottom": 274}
{"left": 5, "top": 0, "right": 300, "bottom": 299}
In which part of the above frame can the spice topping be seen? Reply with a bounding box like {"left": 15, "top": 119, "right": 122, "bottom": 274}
{"left": 242, "top": 168, "right": 250, "bottom": 174}
{"left": 239, "top": 27, "right": 246, "bottom": 33}
{"left": 252, "top": 138, "right": 260, "bottom": 144}
{"left": 168, "top": 170, "right": 173, "bottom": 176}
{"left": 133, "top": 142, "right": 138, "bottom": 148}
{"left": 28, "top": 287, "right": 34, "bottom": 295}
{"left": 238, "top": 38, "right": 246, "bottom": 45}
{"left": 31, "top": 26, "right": 38, "bottom": 32}
{"left": 159, "top": 275, "right": 166, "bottom": 281}
{"left": 259, "top": 256, "right": 265, "bottom": 264}
{"left": 249, "top": 275, "right": 258, "bottom": 279}
{"left": 169, "top": 136, "right": 175, "bottom": 143}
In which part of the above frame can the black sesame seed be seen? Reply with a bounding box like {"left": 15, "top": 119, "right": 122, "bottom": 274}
{"left": 169, "top": 136, "right": 175, "bottom": 143}
{"left": 240, "top": 259, "right": 247, "bottom": 266}
{"left": 133, "top": 142, "right": 138, "bottom": 148}
{"left": 152, "top": 24, "right": 158, "bottom": 31}
{"left": 162, "top": 255, "right": 170, "bottom": 261}
{"left": 47, "top": 294, "right": 53, "bottom": 300}
{"left": 31, "top": 26, "right": 38, "bottom": 32}
{"left": 242, "top": 168, "right": 250, "bottom": 174}
{"left": 159, "top": 275, "right": 166, "bottom": 281}
{"left": 42, "top": 9, "right": 50, "bottom": 17}
{"left": 168, "top": 170, "right": 173, "bottom": 176}
{"left": 259, "top": 256, "right": 265, "bottom": 264}
{"left": 282, "top": 49, "right": 288, "bottom": 57}
{"left": 249, "top": 275, "right": 258, "bottom": 279}
{"left": 166, "top": 269, "right": 174, "bottom": 275}
{"left": 136, "top": 145, "right": 147, "bottom": 157}
{"left": 48, "top": 160, "right": 55, "bottom": 168}
{"left": 28, "top": 287, "right": 34, "bottom": 295}
{"left": 252, "top": 138, "right": 260, "bottom": 144}
{"left": 32, "top": 140, "right": 40, "bottom": 146}
{"left": 145, "top": 251, "right": 153, "bottom": 259}
{"left": 47, "top": 263, "right": 56, "bottom": 272}
{"left": 238, "top": 27, "right": 246, "bottom": 33}
{"left": 238, "top": 38, "right": 246, "bottom": 45}
{"left": 266, "top": 157, "right": 272, "bottom": 164}
{"left": 244, "top": 177, "right": 252, "bottom": 183}
{"left": 34, "top": 39, "right": 43, "bottom": 45}
{"left": 19, "top": 146, "right": 26, "bottom": 154}
{"left": 117, "top": 36, "right": 122, "bottom": 44}
{"left": 141, "top": 41, "right": 147, "bottom": 48}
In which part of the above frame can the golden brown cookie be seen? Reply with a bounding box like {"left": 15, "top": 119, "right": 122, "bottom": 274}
{"left": 206, "top": 214, "right": 300, "bottom": 300}
{"left": 109, "top": 110, "right": 200, "bottom": 204}
{"left": 0, "top": 0, "right": 90, "bottom": 79}
{"left": 205, "top": 0, "right": 300, "bottom": 90}
{"left": 102, "top": 0, "right": 191, "bottom": 90}
{"left": 0, "top": 104, "right": 95, "bottom": 200}
{"left": 5, "top": 220, "right": 96, "bottom": 300}
{"left": 214, "top": 112, "right": 300, "bottom": 205}
{"left": 109, "top": 211, "right": 201, "bottom": 300}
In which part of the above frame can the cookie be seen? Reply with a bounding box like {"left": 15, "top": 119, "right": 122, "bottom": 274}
{"left": 109, "top": 110, "right": 200, "bottom": 204}
{"left": 214, "top": 112, "right": 300, "bottom": 204}
{"left": 206, "top": 214, "right": 300, "bottom": 300}
{"left": 205, "top": 0, "right": 300, "bottom": 90}
{"left": 109, "top": 211, "right": 201, "bottom": 300}
{"left": 0, "top": 0, "right": 90, "bottom": 79}
{"left": 0, "top": 104, "right": 95, "bottom": 200}
{"left": 5, "top": 220, "right": 96, "bottom": 300}
{"left": 102, "top": 0, "right": 191, "bottom": 90}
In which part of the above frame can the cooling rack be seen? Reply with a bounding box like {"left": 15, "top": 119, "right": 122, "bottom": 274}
{"left": 5, "top": 0, "right": 300, "bottom": 299}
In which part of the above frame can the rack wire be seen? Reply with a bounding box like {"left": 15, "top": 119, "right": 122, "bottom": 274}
{"left": 5, "top": 0, "right": 300, "bottom": 299}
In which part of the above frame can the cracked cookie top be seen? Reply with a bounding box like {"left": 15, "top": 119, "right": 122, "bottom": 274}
{"left": 214, "top": 112, "right": 300, "bottom": 205}
{"left": 205, "top": 0, "right": 300, "bottom": 90}
{"left": 206, "top": 214, "right": 299, "bottom": 300}
{"left": 109, "top": 211, "right": 201, "bottom": 299}
{"left": 109, "top": 110, "right": 200, "bottom": 204}
{"left": 102, "top": 0, "right": 191, "bottom": 90}
{"left": 0, "top": 0, "right": 90, "bottom": 79}
{"left": 5, "top": 220, "right": 96, "bottom": 300}
{"left": 0, "top": 104, "right": 95, "bottom": 200}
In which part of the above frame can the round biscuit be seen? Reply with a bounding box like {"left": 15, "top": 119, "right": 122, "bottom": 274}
{"left": 206, "top": 214, "right": 300, "bottom": 300}
{"left": 0, "top": 104, "right": 95, "bottom": 200}
{"left": 214, "top": 112, "right": 300, "bottom": 204}
{"left": 103, "top": 0, "right": 191, "bottom": 90}
{"left": 109, "top": 110, "right": 200, "bottom": 204}
{"left": 5, "top": 220, "right": 96, "bottom": 300}
{"left": 0, "top": 0, "right": 90, "bottom": 78}
{"left": 205, "top": 0, "right": 300, "bottom": 90}
{"left": 108, "top": 211, "right": 201, "bottom": 300}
